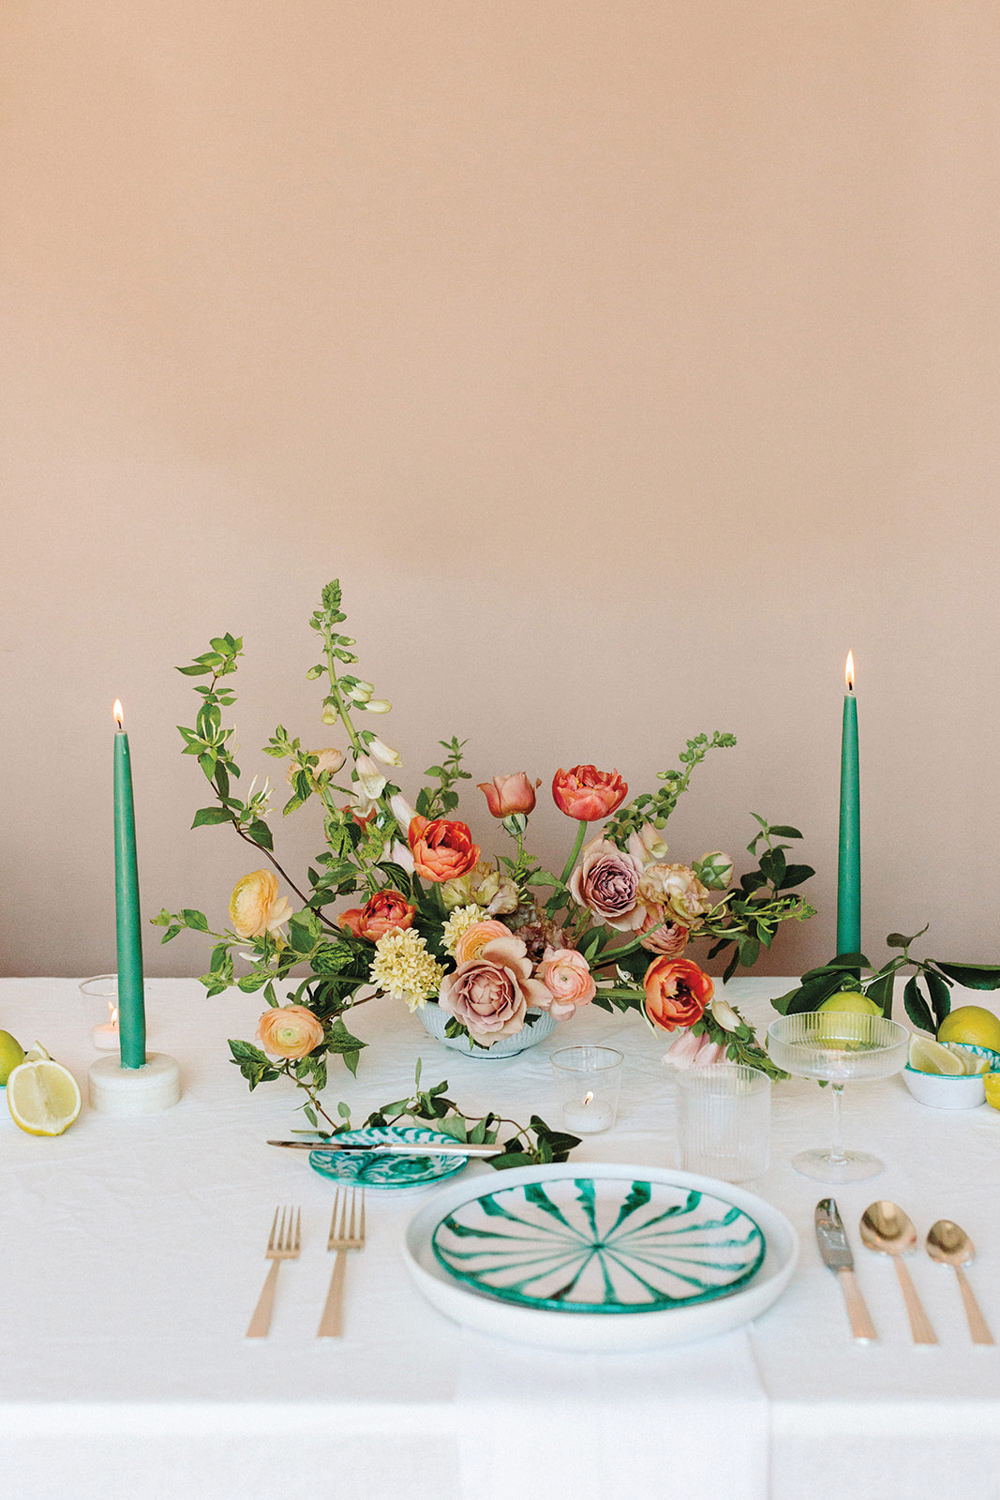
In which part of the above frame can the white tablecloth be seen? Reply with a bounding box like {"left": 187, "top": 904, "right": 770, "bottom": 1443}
{"left": 1, "top": 977, "right": 999, "bottom": 1500}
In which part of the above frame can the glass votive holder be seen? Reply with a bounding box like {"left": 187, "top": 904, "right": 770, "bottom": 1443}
{"left": 551, "top": 1045, "right": 623, "bottom": 1134}
{"left": 79, "top": 975, "right": 121, "bottom": 1051}
{"left": 675, "top": 1064, "right": 771, "bottom": 1183}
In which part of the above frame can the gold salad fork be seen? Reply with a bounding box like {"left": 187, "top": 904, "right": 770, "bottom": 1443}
{"left": 246, "top": 1206, "right": 301, "bottom": 1339}
{"left": 317, "top": 1187, "right": 366, "bottom": 1338}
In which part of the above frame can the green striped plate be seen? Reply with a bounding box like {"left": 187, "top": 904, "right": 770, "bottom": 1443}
{"left": 431, "top": 1176, "right": 765, "bottom": 1313}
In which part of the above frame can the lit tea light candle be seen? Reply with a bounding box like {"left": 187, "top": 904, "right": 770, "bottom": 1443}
{"left": 93, "top": 1002, "right": 120, "bottom": 1051}
{"left": 562, "top": 1089, "right": 613, "bottom": 1133}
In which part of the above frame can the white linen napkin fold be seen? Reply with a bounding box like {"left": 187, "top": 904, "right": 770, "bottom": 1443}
{"left": 456, "top": 1327, "right": 767, "bottom": 1500}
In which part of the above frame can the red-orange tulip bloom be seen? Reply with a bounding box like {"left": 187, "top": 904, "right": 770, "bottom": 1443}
{"left": 408, "top": 815, "right": 481, "bottom": 883}
{"left": 551, "top": 765, "right": 628, "bottom": 821}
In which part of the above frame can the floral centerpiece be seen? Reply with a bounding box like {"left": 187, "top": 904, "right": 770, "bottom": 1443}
{"left": 155, "top": 581, "right": 815, "bottom": 1130}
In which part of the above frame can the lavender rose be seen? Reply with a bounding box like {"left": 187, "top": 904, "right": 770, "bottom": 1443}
{"left": 568, "top": 838, "right": 644, "bottom": 932}
{"left": 438, "top": 934, "right": 549, "bottom": 1047}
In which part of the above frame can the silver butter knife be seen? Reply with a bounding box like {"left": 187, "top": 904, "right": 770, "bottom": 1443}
{"left": 816, "top": 1198, "right": 878, "bottom": 1342}
{"left": 267, "top": 1139, "right": 504, "bottom": 1157}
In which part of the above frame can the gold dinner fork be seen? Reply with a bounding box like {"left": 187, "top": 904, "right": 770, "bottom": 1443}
{"left": 317, "top": 1187, "right": 366, "bottom": 1338}
{"left": 246, "top": 1206, "right": 301, "bottom": 1339}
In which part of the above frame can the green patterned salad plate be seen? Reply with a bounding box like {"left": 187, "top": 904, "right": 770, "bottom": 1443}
{"left": 309, "top": 1126, "right": 467, "bottom": 1190}
{"left": 431, "top": 1176, "right": 765, "bottom": 1313}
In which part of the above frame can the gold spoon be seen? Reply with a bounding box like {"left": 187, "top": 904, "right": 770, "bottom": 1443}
{"left": 860, "top": 1201, "right": 938, "bottom": 1344}
{"left": 926, "top": 1220, "right": 995, "bottom": 1345}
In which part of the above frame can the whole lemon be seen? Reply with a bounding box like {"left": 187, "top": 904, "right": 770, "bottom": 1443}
{"left": 0, "top": 1030, "right": 25, "bottom": 1086}
{"left": 818, "top": 990, "right": 882, "bottom": 1016}
{"left": 937, "top": 1005, "right": 1000, "bottom": 1053}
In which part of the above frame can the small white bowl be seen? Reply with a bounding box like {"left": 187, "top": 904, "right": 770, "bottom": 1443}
{"left": 902, "top": 1043, "right": 1000, "bottom": 1109}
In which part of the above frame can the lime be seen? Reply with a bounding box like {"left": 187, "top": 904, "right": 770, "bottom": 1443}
{"left": 984, "top": 1073, "right": 1000, "bottom": 1111}
{"left": 818, "top": 991, "right": 882, "bottom": 1017}
{"left": 0, "top": 1030, "right": 24, "bottom": 1085}
{"left": 937, "top": 1006, "right": 1000, "bottom": 1053}
{"left": 7, "top": 1057, "right": 81, "bottom": 1136}
{"left": 908, "top": 1035, "right": 964, "bottom": 1075}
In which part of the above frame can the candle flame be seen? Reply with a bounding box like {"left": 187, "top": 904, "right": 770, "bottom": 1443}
{"left": 844, "top": 652, "right": 855, "bottom": 692}
{"left": 108, "top": 1003, "right": 119, "bottom": 1026}
{"left": 583, "top": 1091, "right": 594, "bottom": 1107}
{"left": 113, "top": 699, "right": 124, "bottom": 728}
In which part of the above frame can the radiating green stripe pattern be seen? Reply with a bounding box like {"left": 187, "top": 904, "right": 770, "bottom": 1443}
{"left": 432, "top": 1178, "right": 765, "bottom": 1312}
{"left": 310, "top": 1127, "right": 466, "bottom": 1189}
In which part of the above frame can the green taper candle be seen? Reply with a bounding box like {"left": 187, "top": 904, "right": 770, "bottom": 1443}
{"left": 113, "top": 701, "right": 146, "bottom": 1069}
{"left": 836, "top": 653, "right": 861, "bottom": 958}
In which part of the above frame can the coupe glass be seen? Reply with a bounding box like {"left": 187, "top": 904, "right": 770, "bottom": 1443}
{"left": 767, "top": 1012, "right": 909, "bottom": 1182}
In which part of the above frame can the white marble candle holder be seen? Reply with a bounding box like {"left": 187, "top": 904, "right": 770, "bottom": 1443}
{"left": 88, "top": 1053, "right": 181, "bottom": 1115}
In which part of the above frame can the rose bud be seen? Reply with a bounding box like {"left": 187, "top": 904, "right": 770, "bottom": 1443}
{"left": 551, "top": 765, "right": 628, "bottom": 821}
{"left": 478, "top": 772, "right": 540, "bottom": 818}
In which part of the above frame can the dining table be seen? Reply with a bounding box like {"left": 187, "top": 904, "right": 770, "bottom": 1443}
{"left": 1, "top": 973, "right": 999, "bottom": 1500}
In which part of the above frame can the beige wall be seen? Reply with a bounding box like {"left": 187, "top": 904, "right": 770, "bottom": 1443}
{"left": 2, "top": 2, "right": 998, "bottom": 982}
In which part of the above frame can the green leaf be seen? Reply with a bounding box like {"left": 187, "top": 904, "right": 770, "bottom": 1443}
{"left": 237, "top": 972, "right": 269, "bottom": 993}
{"left": 886, "top": 924, "right": 929, "bottom": 948}
{"left": 865, "top": 969, "right": 895, "bottom": 1019}
{"left": 778, "top": 864, "right": 815, "bottom": 890}
{"left": 191, "top": 806, "right": 232, "bottom": 829}
{"left": 247, "top": 820, "right": 274, "bottom": 851}
{"left": 326, "top": 1016, "right": 367, "bottom": 1058}
{"left": 181, "top": 909, "right": 210, "bottom": 931}
{"left": 903, "top": 975, "right": 935, "bottom": 1033}
{"left": 930, "top": 961, "right": 1000, "bottom": 991}
{"left": 771, "top": 970, "right": 851, "bottom": 1015}
{"left": 767, "top": 825, "right": 803, "bottom": 839}
{"left": 176, "top": 663, "right": 214, "bottom": 677}
{"left": 924, "top": 969, "right": 952, "bottom": 1028}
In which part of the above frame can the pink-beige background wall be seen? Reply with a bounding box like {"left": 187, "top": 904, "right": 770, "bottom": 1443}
{"left": 1, "top": 2, "right": 998, "bottom": 981}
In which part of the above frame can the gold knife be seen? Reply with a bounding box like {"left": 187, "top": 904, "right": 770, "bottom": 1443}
{"left": 267, "top": 1138, "right": 505, "bottom": 1157}
{"left": 816, "top": 1197, "right": 878, "bottom": 1342}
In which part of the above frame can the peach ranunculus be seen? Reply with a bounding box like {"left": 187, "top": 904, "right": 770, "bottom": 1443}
{"left": 643, "top": 956, "right": 715, "bottom": 1032}
{"left": 438, "top": 934, "right": 550, "bottom": 1047}
{"left": 229, "top": 870, "right": 293, "bottom": 939}
{"left": 338, "top": 889, "right": 416, "bottom": 942}
{"left": 638, "top": 906, "right": 691, "bottom": 956}
{"left": 537, "top": 946, "right": 596, "bottom": 1020}
{"left": 551, "top": 765, "right": 628, "bottom": 821}
{"left": 256, "top": 1004, "right": 325, "bottom": 1059}
{"left": 408, "top": 815, "right": 480, "bottom": 883}
{"left": 478, "top": 772, "right": 540, "bottom": 818}
{"left": 454, "top": 919, "right": 514, "bottom": 964}
{"left": 568, "top": 838, "right": 644, "bottom": 932}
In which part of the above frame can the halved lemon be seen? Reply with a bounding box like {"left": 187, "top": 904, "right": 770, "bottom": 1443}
{"left": 907, "top": 1035, "right": 964, "bottom": 1076}
{"left": 7, "top": 1057, "right": 81, "bottom": 1135}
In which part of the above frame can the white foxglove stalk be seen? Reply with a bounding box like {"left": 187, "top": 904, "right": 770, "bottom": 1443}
{"left": 628, "top": 823, "right": 669, "bottom": 866}
{"left": 710, "top": 995, "right": 740, "bottom": 1032}
{"left": 359, "top": 699, "right": 392, "bottom": 713}
{"left": 354, "top": 753, "right": 386, "bottom": 800}
{"left": 366, "top": 736, "right": 402, "bottom": 767}
{"left": 348, "top": 681, "right": 374, "bottom": 702}
{"left": 390, "top": 792, "right": 418, "bottom": 830}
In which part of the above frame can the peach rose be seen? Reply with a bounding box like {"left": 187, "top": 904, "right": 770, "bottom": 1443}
{"left": 537, "top": 947, "right": 596, "bottom": 1020}
{"left": 438, "top": 934, "right": 550, "bottom": 1047}
{"left": 256, "top": 1004, "right": 325, "bottom": 1059}
{"left": 454, "top": 919, "right": 514, "bottom": 964}
{"left": 229, "top": 870, "right": 293, "bottom": 939}
{"left": 408, "top": 816, "right": 480, "bottom": 883}
{"left": 551, "top": 765, "right": 628, "bottom": 821}
{"left": 568, "top": 838, "right": 644, "bottom": 932}
{"left": 643, "top": 956, "right": 715, "bottom": 1032}
{"left": 478, "top": 772, "right": 540, "bottom": 818}
{"left": 637, "top": 862, "right": 712, "bottom": 928}
{"left": 339, "top": 889, "right": 416, "bottom": 942}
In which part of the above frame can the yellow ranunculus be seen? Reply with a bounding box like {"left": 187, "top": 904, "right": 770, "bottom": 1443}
{"left": 229, "top": 870, "right": 292, "bottom": 939}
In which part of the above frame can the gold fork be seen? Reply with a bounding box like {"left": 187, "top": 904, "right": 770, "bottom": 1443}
{"left": 317, "top": 1187, "right": 366, "bottom": 1338}
{"left": 246, "top": 1206, "right": 301, "bottom": 1339}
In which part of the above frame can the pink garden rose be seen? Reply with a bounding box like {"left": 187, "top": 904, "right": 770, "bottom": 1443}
{"left": 478, "top": 772, "right": 540, "bottom": 818}
{"left": 256, "top": 1004, "right": 325, "bottom": 1060}
{"left": 638, "top": 907, "right": 691, "bottom": 956}
{"left": 537, "top": 947, "right": 596, "bottom": 1020}
{"left": 568, "top": 838, "right": 644, "bottom": 932}
{"left": 438, "top": 934, "right": 550, "bottom": 1047}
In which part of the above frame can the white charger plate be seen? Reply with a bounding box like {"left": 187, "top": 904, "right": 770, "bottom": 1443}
{"left": 403, "top": 1161, "right": 798, "bottom": 1352}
